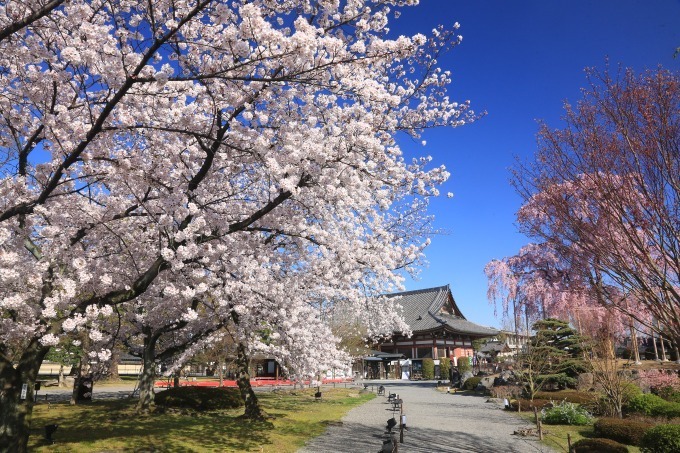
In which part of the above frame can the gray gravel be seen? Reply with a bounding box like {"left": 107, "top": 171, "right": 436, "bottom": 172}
{"left": 298, "top": 380, "right": 556, "bottom": 453}
{"left": 33, "top": 382, "right": 141, "bottom": 403}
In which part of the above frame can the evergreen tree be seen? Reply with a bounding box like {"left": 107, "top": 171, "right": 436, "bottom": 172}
{"left": 530, "top": 318, "right": 587, "bottom": 390}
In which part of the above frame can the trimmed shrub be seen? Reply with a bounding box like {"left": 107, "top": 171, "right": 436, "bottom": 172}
{"left": 439, "top": 357, "right": 451, "bottom": 382}
{"left": 594, "top": 417, "right": 654, "bottom": 446}
{"left": 422, "top": 358, "right": 435, "bottom": 380}
{"left": 626, "top": 393, "right": 680, "bottom": 418}
{"left": 572, "top": 438, "right": 629, "bottom": 453}
{"left": 155, "top": 386, "right": 243, "bottom": 410}
{"left": 457, "top": 356, "right": 471, "bottom": 373}
{"left": 626, "top": 393, "right": 666, "bottom": 416}
{"left": 640, "top": 424, "right": 680, "bottom": 453}
{"left": 541, "top": 401, "right": 593, "bottom": 425}
{"left": 462, "top": 376, "right": 481, "bottom": 390}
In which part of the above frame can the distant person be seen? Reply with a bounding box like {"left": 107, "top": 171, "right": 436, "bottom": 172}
{"left": 450, "top": 367, "right": 460, "bottom": 387}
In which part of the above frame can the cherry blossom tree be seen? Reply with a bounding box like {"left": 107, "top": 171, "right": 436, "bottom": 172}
{"left": 0, "top": 1, "right": 477, "bottom": 449}
{"left": 118, "top": 295, "right": 224, "bottom": 413}
{"left": 510, "top": 67, "right": 680, "bottom": 349}
{"left": 485, "top": 241, "right": 631, "bottom": 342}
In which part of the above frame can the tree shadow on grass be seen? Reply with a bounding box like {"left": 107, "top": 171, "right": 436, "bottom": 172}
{"left": 29, "top": 389, "right": 371, "bottom": 452}
{"left": 28, "top": 399, "right": 274, "bottom": 452}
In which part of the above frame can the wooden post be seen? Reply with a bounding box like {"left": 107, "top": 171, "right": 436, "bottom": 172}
{"left": 533, "top": 406, "right": 539, "bottom": 427}
{"left": 567, "top": 433, "right": 572, "bottom": 452}
{"left": 532, "top": 406, "right": 543, "bottom": 440}
{"left": 400, "top": 402, "right": 404, "bottom": 444}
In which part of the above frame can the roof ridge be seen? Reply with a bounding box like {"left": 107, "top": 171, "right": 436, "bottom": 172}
{"left": 384, "top": 284, "right": 449, "bottom": 298}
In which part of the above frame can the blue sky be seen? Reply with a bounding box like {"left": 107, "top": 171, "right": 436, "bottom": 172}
{"left": 390, "top": 0, "right": 680, "bottom": 328}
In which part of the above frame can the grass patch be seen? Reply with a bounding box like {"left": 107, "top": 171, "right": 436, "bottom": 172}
{"left": 27, "top": 388, "right": 373, "bottom": 452}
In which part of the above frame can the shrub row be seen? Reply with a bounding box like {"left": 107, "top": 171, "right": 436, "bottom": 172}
{"left": 533, "top": 390, "right": 597, "bottom": 406}
{"left": 594, "top": 417, "right": 654, "bottom": 446}
{"left": 625, "top": 393, "right": 680, "bottom": 418}
{"left": 155, "top": 386, "right": 243, "bottom": 410}
{"left": 572, "top": 438, "right": 629, "bottom": 453}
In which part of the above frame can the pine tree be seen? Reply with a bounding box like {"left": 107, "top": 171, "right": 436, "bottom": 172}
{"left": 530, "top": 318, "right": 587, "bottom": 390}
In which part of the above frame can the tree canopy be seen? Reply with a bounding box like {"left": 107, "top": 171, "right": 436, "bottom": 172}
{"left": 487, "top": 67, "right": 680, "bottom": 348}
{"left": 0, "top": 1, "right": 475, "bottom": 449}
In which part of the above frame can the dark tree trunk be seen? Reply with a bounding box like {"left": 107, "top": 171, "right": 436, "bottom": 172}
{"left": 218, "top": 359, "right": 224, "bottom": 387}
{"left": 236, "top": 343, "right": 263, "bottom": 420}
{"left": 58, "top": 363, "right": 65, "bottom": 387}
{"left": 0, "top": 341, "right": 49, "bottom": 452}
{"left": 70, "top": 358, "right": 82, "bottom": 405}
{"left": 137, "top": 331, "right": 157, "bottom": 413}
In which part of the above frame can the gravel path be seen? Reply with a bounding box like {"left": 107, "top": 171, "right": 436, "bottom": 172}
{"left": 34, "top": 382, "right": 140, "bottom": 403}
{"left": 298, "top": 380, "right": 556, "bottom": 453}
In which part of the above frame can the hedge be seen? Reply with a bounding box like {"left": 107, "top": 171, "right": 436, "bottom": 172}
{"left": 594, "top": 417, "right": 654, "bottom": 446}
{"left": 640, "top": 424, "right": 680, "bottom": 453}
{"left": 155, "top": 386, "right": 243, "bottom": 410}
{"left": 572, "top": 438, "right": 629, "bottom": 453}
{"left": 533, "top": 390, "right": 597, "bottom": 406}
{"left": 422, "top": 358, "right": 435, "bottom": 380}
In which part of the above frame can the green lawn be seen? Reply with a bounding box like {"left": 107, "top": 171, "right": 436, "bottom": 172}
{"left": 28, "top": 388, "right": 373, "bottom": 452}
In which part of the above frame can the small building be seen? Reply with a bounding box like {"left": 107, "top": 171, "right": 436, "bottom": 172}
{"left": 477, "top": 330, "right": 532, "bottom": 363}
{"left": 357, "top": 350, "right": 405, "bottom": 380}
{"left": 376, "top": 285, "right": 499, "bottom": 379}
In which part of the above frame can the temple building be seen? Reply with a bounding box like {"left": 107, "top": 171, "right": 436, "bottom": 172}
{"left": 371, "top": 285, "right": 499, "bottom": 379}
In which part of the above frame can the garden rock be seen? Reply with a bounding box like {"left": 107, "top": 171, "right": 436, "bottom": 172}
{"left": 478, "top": 376, "right": 495, "bottom": 392}
{"left": 460, "top": 371, "right": 474, "bottom": 388}
{"left": 577, "top": 372, "right": 594, "bottom": 391}
{"left": 493, "top": 370, "right": 516, "bottom": 386}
